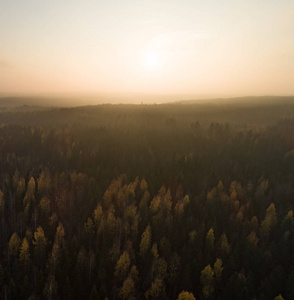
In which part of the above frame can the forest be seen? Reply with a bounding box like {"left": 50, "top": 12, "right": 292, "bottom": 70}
{"left": 0, "top": 97, "right": 294, "bottom": 299}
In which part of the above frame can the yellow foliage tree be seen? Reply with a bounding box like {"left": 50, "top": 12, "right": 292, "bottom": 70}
{"left": 145, "top": 278, "right": 165, "bottom": 299}
{"left": 119, "top": 277, "right": 135, "bottom": 300}
{"left": 151, "top": 243, "right": 159, "bottom": 259}
{"left": 19, "top": 238, "right": 30, "bottom": 265}
{"left": 260, "top": 203, "right": 277, "bottom": 239}
{"left": 177, "top": 291, "right": 196, "bottom": 300}
{"left": 115, "top": 251, "right": 131, "bottom": 280}
{"left": 214, "top": 258, "right": 223, "bottom": 282}
{"left": 200, "top": 265, "right": 215, "bottom": 299}
{"left": 33, "top": 226, "right": 47, "bottom": 267}
{"left": 9, "top": 232, "right": 21, "bottom": 256}
{"left": 205, "top": 228, "right": 215, "bottom": 252}
{"left": 219, "top": 233, "right": 231, "bottom": 257}
{"left": 140, "top": 225, "right": 152, "bottom": 257}
{"left": 24, "top": 177, "right": 36, "bottom": 207}
{"left": 247, "top": 231, "right": 259, "bottom": 248}
{"left": 94, "top": 204, "right": 103, "bottom": 224}
{"left": 154, "top": 257, "right": 167, "bottom": 279}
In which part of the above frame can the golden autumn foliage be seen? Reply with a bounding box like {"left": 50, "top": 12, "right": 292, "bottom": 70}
{"left": 2, "top": 103, "right": 294, "bottom": 299}
{"left": 9, "top": 232, "right": 21, "bottom": 256}
{"left": 115, "top": 251, "right": 131, "bottom": 280}
{"left": 140, "top": 225, "right": 152, "bottom": 257}
{"left": 177, "top": 291, "right": 196, "bottom": 300}
{"left": 19, "top": 238, "right": 30, "bottom": 265}
{"left": 145, "top": 278, "right": 165, "bottom": 299}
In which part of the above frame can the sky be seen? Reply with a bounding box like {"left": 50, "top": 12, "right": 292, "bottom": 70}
{"left": 0, "top": 0, "right": 294, "bottom": 103}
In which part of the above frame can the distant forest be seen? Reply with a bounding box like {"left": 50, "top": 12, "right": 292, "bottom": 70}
{"left": 0, "top": 97, "right": 294, "bottom": 299}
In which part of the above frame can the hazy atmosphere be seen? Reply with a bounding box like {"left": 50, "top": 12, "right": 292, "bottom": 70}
{"left": 1, "top": 0, "right": 294, "bottom": 102}
{"left": 2, "top": 2, "right": 294, "bottom": 300}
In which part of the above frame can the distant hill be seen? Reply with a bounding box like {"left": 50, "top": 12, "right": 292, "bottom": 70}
{"left": 0, "top": 97, "right": 51, "bottom": 110}
{"left": 1, "top": 95, "right": 294, "bottom": 109}
{"left": 1, "top": 95, "right": 294, "bottom": 129}
{"left": 177, "top": 96, "right": 294, "bottom": 106}
{"left": 0, "top": 96, "right": 93, "bottom": 108}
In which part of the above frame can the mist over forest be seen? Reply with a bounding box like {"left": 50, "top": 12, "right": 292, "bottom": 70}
{"left": 2, "top": 95, "right": 294, "bottom": 109}
{"left": 0, "top": 97, "right": 293, "bottom": 299}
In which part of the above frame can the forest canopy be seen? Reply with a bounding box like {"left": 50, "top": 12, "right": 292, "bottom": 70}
{"left": 0, "top": 98, "right": 294, "bottom": 299}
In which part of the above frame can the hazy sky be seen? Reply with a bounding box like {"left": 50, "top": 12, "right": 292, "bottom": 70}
{"left": 1, "top": 0, "right": 294, "bottom": 101}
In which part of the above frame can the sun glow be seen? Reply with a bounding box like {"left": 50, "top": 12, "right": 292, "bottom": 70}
{"left": 141, "top": 51, "right": 161, "bottom": 70}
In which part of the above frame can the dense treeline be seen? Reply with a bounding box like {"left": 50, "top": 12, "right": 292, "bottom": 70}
{"left": 0, "top": 101, "right": 294, "bottom": 299}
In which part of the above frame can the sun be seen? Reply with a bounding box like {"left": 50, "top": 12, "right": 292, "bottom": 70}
{"left": 141, "top": 51, "right": 161, "bottom": 70}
